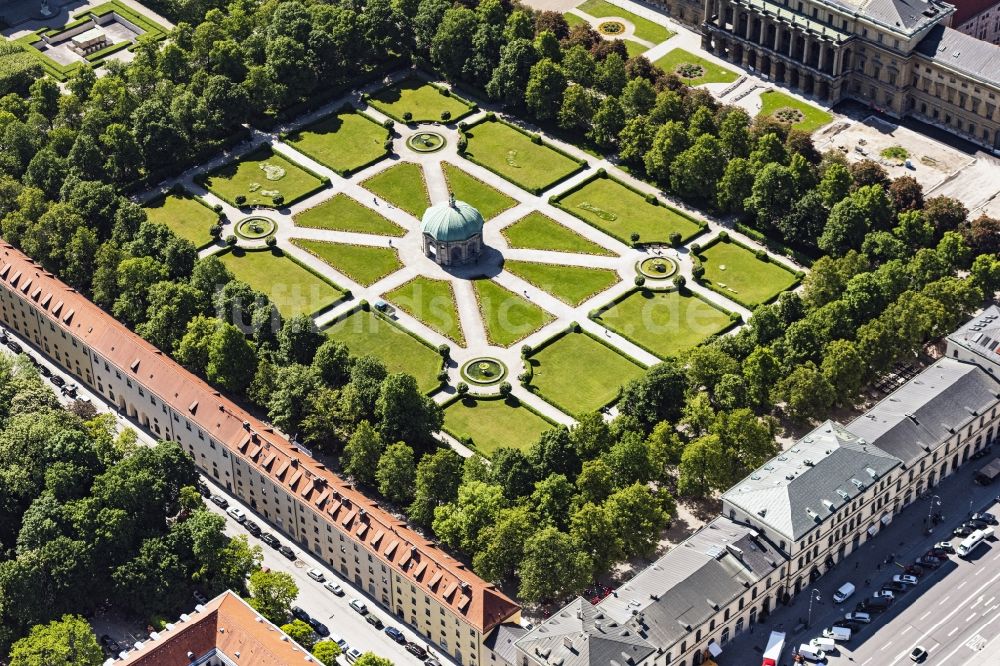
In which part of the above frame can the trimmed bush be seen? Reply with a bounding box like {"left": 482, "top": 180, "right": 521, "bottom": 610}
{"left": 755, "top": 249, "right": 769, "bottom": 261}
{"left": 718, "top": 230, "right": 729, "bottom": 241}
{"left": 457, "top": 382, "right": 469, "bottom": 395}
{"left": 645, "top": 193, "right": 658, "bottom": 205}
{"left": 596, "top": 167, "right": 607, "bottom": 176}
{"left": 360, "top": 299, "right": 370, "bottom": 310}
{"left": 235, "top": 195, "right": 247, "bottom": 206}
{"left": 530, "top": 134, "right": 542, "bottom": 145}
{"left": 441, "top": 110, "right": 451, "bottom": 121}
{"left": 672, "top": 274, "right": 686, "bottom": 288}
{"left": 272, "top": 195, "right": 285, "bottom": 207}
{"left": 498, "top": 381, "right": 512, "bottom": 398}
{"left": 521, "top": 344, "right": 532, "bottom": 357}
{"left": 384, "top": 139, "right": 394, "bottom": 151}
{"left": 457, "top": 136, "right": 468, "bottom": 152}
{"left": 692, "top": 263, "right": 705, "bottom": 279}
{"left": 213, "top": 204, "right": 223, "bottom": 213}
{"left": 690, "top": 242, "right": 701, "bottom": 253}
{"left": 729, "top": 311, "right": 742, "bottom": 322}
{"left": 438, "top": 343, "right": 451, "bottom": 358}
{"left": 570, "top": 321, "right": 581, "bottom": 333}
{"left": 634, "top": 276, "right": 646, "bottom": 287}
{"left": 225, "top": 234, "right": 238, "bottom": 246}
{"left": 440, "top": 88, "right": 451, "bottom": 97}
{"left": 485, "top": 112, "right": 496, "bottom": 121}
{"left": 265, "top": 237, "right": 277, "bottom": 248}
{"left": 210, "top": 224, "right": 222, "bottom": 237}
{"left": 669, "top": 232, "right": 682, "bottom": 246}
{"left": 382, "top": 118, "right": 394, "bottom": 129}
{"left": 403, "top": 111, "right": 413, "bottom": 122}
{"left": 437, "top": 370, "right": 449, "bottom": 382}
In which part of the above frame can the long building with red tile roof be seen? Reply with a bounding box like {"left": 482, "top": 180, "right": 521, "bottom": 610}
{"left": 0, "top": 242, "right": 520, "bottom": 666}
{"left": 119, "top": 591, "right": 319, "bottom": 666}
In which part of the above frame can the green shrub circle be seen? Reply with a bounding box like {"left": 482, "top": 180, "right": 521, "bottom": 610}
{"left": 598, "top": 20, "right": 626, "bottom": 35}
{"left": 460, "top": 358, "right": 508, "bottom": 385}
{"left": 235, "top": 216, "right": 277, "bottom": 240}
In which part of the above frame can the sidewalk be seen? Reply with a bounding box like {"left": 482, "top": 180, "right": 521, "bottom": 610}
{"left": 719, "top": 459, "right": 1000, "bottom": 663}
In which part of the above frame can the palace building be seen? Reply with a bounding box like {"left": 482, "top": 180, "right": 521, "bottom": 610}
{"left": 657, "top": 0, "right": 1000, "bottom": 151}
{"left": 0, "top": 242, "right": 520, "bottom": 666}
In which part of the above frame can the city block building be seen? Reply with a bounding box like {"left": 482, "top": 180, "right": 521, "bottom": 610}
{"left": 946, "top": 304, "right": 1000, "bottom": 376}
{"left": 951, "top": 0, "right": 1000, "bottom": 43}
{"left": 0, "top": 242, "right": 520, "bottom": 666}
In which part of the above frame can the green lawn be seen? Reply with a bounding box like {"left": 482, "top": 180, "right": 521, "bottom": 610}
{"left": 594, "top": 289, "right": 733, "bottom": 358}
{"left": 578, "top": 0, "right": 674, "bottom": 43}
{"left": 293, "top": 194, "right": 406, "bottom": 236}
{"left": 462, "top": 120, "right": 584, "bottom": 193}
{"left": 624, "top": 39, "right": 647, "bottom": 58}
{"left": 291, "top": 239, "right": 401, "bottom": 287}
{"left": 444, "top": 397, "right": 553, "bottom": 455}
{"left": 217, "top": 249, "right": 344, "bottom": 317}
{"left": 504, "top": 260, "right": 619, "bottom": 306}
{"left": 556, "top": 176, "right": 703, "bottom": 244}
{"left": 385, "top": 276, "right": 465, "bottom": 345}
{"left": 502, "top": 212, "right": 614, "bottom": 255}
{"left": 696, "top": 239, "right": 799, "bottom": 307}
{"left": 528, "top": 331, "right": 645, "bottom": 415}
{"left": 472, "top": 279, "right": 555, "bottom": 347}
{"left": 654, "top": 48, "right": 738, "bottom": 85}
{"left": 368, "top": 79, "right": 473, "bottom": 123}
{"left": 202, "top": 147, "right": 325, "bottom": 207}
{"left": 758, "top": 90, "right": 834, "bottom": 133}
{"left": 325, "top": 309, "right": 441, "bottom": 392}
{"left": 143, "top": 190, "right": 218, "bottom": 248}
{"left": 564, "top": 11, "right": 587, "bottom": 27}
{"left": 285, "top": 110, "right": 389, "bottom": 175}
{"left": 362, "top": 162, "right": 430, "bottom": 218}
{"left": 442, "top": 162, "right": 516, "bottom": 220}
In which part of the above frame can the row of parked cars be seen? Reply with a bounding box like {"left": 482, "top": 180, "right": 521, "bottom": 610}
{"left": 0, "top": 328, "right": 77, "bottom": 395}
{"left": 206, "top": 491, "right": 302, "bottom": 561}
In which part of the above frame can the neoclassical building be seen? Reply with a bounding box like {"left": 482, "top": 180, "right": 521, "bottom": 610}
{"left": 671, "top": 0, "right": 1000, "bottom": 151}
{"left": 420, "top": 196, "right": 484, "bottom": 266}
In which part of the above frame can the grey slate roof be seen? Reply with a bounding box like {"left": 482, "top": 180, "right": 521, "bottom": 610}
{"left": 514, "top": 598, "right": 655, "bottom": 666}
{"left": 915, "top": 25, "right": 1000, "bottom": 87}
{"left": 722, "top": 421, "right": 901, "bottom": 541}
{"left": 485, "top": 624, "right": 528, "bottom": 666}
{"left": 848, "top": 358, "right": 1000, "bottom": 467}
{"left": 515, "top": 519, "right": 786, "bottom": 665}
{"left": 947, "top": 305, "right": 1000, "bottom": 370}
{"left": 601, "top": 517, "right": 785, "bottom": 650}
{"left": 829, "top": 0, "right": 951, "bottom": 33}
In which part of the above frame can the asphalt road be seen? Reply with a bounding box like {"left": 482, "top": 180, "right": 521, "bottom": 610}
{"left": 719, "top": 452, "right": 1000, "bottom": 666}
{"left": 0, "top": 325, "right": 427, "bottom": 666}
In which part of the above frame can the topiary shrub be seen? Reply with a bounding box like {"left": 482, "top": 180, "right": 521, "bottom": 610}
{"left": 645, "top": 193, "right": 658, "bottom": 205}
{"left": 729, "top": 311, "right": 742, "bottom": 322}
{"left": 441, "top": 110, "right": 451, "bottom": 121}
{"left": 570, "top": 321, "right": 581, "bottom": 333}
{"left": 265, "top": 237, "right": 277, "bottom": 248}
{"left": 517, "top": 371, "right": 530, "bottom": 383}
{"left": 382, "top": 118, "right": 394, "bottom": 129}
{"left": 690, "top": 242, "right": 701, "bottom": 253}
{"left": 634, "top": 276, "right": 646, "bottom": 287}
{"left": 530, "top": 134, "right": 542, "bottom": 145}
{"left": 210, "top": 224, "right": 222, "bottom": 237}
{"left": 755, "top": 249, "right": 769, "bottom": 261}
{"left": 718, "top": 230, "right": 729, "bottom": 241}
{"left": 213, "top": 204, "right": 223, "bottom": 213}
{"left": 498, "top": 381, "right": 512, "bottom": 398}
{"left": 437, "top": 370, "right": 449, "bottom": 382}
{"left": 470, "top": 104, "right": 479, "bottom": 112}
{"left": 457, "top": 382, "right": 469, "bottom": 395}
{"left": 360, "top": 299, "right": 370, "bottom": 310}
{"left": 520, "top": 344, "right": 532, "bottom": 357}
{"left": 669, "top": 232, "right": 682, "bottom": 246}
{"left": 170, "top": 183, "right": 184, "bottom": 194}
{"left": 630, "top": 232, "right": 641, "bottom": 246}
{"left": 672, "top": 274, "right": 686, "bottom": 288}
{"left": 403, "top": 111, "right": 413, "bottom": 122}
{"left": 384, "top": 139, "right": 393, "bottom": 151}
{"left": 438, "top": 343, "right": 451, "bottom": 358}
{"left": 485, "top": 112, "right": 496, "bottom": 121}
{"left": 457, "top": 136, "right": 468, "bottom": 152}
{"left": 692, "top": 263, "right": 705, "bottom": 279}
{"left": 596, "top": 167, "right": 606, "bottom": 176}
{"left": 235, "top": 195, "right": 247, "bottom": 206}
{"left": 360, "top": 93, "right": 370, "bottom": 101}
{"left": 439, "top": 87, "right": 451, "bottom": 97}
{"left": 225, "top": 234, "right": 238, "bottom": 246}
{"left": 272, "top": 195, "right": 285, "bottom": 207}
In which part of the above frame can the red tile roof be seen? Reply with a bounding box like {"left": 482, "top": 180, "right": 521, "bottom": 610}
{"left": 120, "top": 591, "right": 317, "bottom": 665}
{"left": 0, "top": 243, "right": 519, "bottom": 634}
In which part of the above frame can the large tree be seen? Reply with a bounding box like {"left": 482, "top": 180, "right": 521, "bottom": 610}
{"left": 247, "top": 569, "right": 298, "bottom": 625}
{"left": 9, "top": 615, "right": 102, "bottom": 666}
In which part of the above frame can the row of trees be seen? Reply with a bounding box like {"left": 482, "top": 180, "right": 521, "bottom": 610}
{"left": 0, "top": 355, "right": 261, "bottom": 652}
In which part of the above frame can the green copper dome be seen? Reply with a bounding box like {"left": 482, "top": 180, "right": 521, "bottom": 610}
{"left": 420, "top": 197, "right": 484, "bottom": 242}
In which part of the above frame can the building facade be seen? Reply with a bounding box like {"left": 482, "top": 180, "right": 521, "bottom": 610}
{"left": 420, "top": 197, "right": 484, "bottom": 266}
{"left": 693, "top": 0, "right": 1000, "bottom": 151}
{"left": 0, "top": 243, "right": 520, "bottom": 666}
{"left": 951, "top": 0, "right": 1000, "bottom": 43}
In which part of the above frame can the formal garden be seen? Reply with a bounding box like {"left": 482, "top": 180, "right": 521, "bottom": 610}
{"left": 291, "top": 239, "right": 402, "bottom": 287}
{"left": 143, "top": 189, "right": 220, "bottom": 249}
{"left": 284, "top": 109, "right": 390, "bottom": 176}
{"left": 592, "top": 288, "right": 736, "bottom": 359}
{"left": 293, "top": 194, "right": 406, "bottom": 236}
{"left": 502, "top": 212, "right": 614, "bottom": 255}
{"left": 200, "top": 147, "right": 327, "bottom": 208}
{"left": 367, "top": 78, "right": 475, "bottom": 123}
{"left": 361, "top": 161, "right": 431, "bottom": 217}
{"left": 472, "top": 279, "right": 555, "bottom": 347}
{"left": 443, "top": 396, "right": 555, "bottom": 455}
{"left": 385, "top": 275, "right": 465, "bottom": 345}
{"left": 503, "top": 260, "right": 620, "bottom": 307}
{"left": 758, "top": 90, "right": 834, "bottom": 133}
{"left": 442, "top": 162, "right": 516, "bottom": 220}
{"left": 324, "top": 308, "right": 443, "bottom": 393}
{"left": 693, "top": 235, "right": 802, "bottom": 307}
{"left": 216, "top": 248, "right": 345, "bottom": 318}
{"left": 654, "top": 48, "right": 739, "bottom": 86}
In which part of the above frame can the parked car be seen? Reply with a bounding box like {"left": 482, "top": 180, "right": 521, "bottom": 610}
{"left": 244, "top": 520, "right": 261, "bottom": 537}
{"left": 934, "top": 541, "right": 955, "bottom": 553}
{"left": 972, "top": 512, "right": 998, "bottom": 525}
{"left": 926, "top": 547, "right": 951, "bottom": 558}
{"left": 350, "top": 598, "right": 368, "bottom": 615}
{"left": 196, "top": 480, "right": 211, "bottom": 497}
{"left": 833, "top": 620, "right": 858, "bottom": 631}
{"left": 291, "top": 606, "right": 310, "bottom": 622}
{"left": 346, "top": 648, "right": 363, "bottom": 663}
{"left": 329, "top": 634, "right": 348, "bottom": 650}
{"left": 910, "top": 645, "right": 928, "bottom": 662}
{"left": 308, "top": 617, "right": 330, "bottom": 637}
{"left": 425, "top": 659, "right": 441, "bottom": 666}
{"left": 916, "top": 555, "right": 943, "bottom": 568}
{"left": 385, "top": 626, "right": 406, "bottom": 644}
{"left": 226, "top": 506, "right": 246, "bottom": 523}
{"left": 6, "top": 340, "right": 22, "bottom": 354}
{"left": 50, "top": 374, "right": 65, "bottom": 387}
{"left": 366, "top": 614, "right": 384, "bottom": 629}
{"left": 967, "top": 519, "right": 991, "bottom": 531}
{"left": 893, "top": 574, "right": 919, "bottom": 586}
{"left": 882, "top": 581, "right": 906, "bottom": 593}
{"left": 210, "top": 495, "right": 229, "bottom": 509}
{"left": 36, "top": 364, "right": 50, "bottom": 377}
{"left": 845, "top": 612, "right": 871, "bottom": 624}
{"left": 260, "top": 532, "right": 280, "bottom": 548}
{"left": 100, "top": 635, "right": 123, "bottom": 655}
{"left": 405, "top": 643, "right": 428, "bottom": 659}
{"left": 903, "top": 565, "right": 925, "bottom": 577}
{"left": 278, "top": 545, "right": 295, "bottom": 560}
{"left": 324, "top": 581, "right": 344, "bottom": 596}
{"left": 307, "top": 568, "right": 326, "bottom": 582}
{"left": 874, "top": 589, "right": 895, "bottom": 600}
{"left": 193, "top": 590, "right": 209, "bottom": 605}
{"left": 953, "top": 523, "right": 976, "bottom": 537}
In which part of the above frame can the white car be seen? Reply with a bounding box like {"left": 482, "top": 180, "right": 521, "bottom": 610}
{"left": 845, "top": 612, "right": 871, "bottom": 624}
{"left": 226, "top": 506, "right": 246, "bottom": 523}
{"left": 935, "top": 541, "right": 955, "bottom": 553}
{"left": 893, "top": 574, "right": 919, "bottom": 586}
{"left": 307, "top": 568, "right": 326, "bottom": 582}
{"left": 324, "top": 581, "right": 344, "bottom": 596}
{"left": 874, "top": 589, "right": 895, "bottom": 600}
{"left": 350, "top": 598, "right": 368, "bottom": 614}
{"left": 346, "top": 648, "right": 362, "bottom": 663}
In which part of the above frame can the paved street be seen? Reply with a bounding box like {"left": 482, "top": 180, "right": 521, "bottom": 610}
{"left": 719, "top": 455, "right": 1000, "bottom": 666}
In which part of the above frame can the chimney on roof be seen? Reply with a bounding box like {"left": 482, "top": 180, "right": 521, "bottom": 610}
{"left": 243, "top": 421, "right": 250, "bottom": 430}
{"left": 187, "top": 652, "right": 195, "bottom": 661}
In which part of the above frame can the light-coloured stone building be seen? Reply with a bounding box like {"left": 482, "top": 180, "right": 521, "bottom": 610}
{"left": 421, "top": 197, "right": 484, "bottom": 267}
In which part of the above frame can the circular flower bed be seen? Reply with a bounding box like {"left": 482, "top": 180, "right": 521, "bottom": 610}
{"left": 406, "top": 131, "right": 446, "bottom": 153}
{"left": 598, "top": 20, "right": 625, "bottom": 35}
{"left": 676, "top": 63, "right": 705, "bottom": 79}
{"left": 772, "top": 107, "right": 804, "bottom": 124}
{"left": 235, "top": 216, "right": 276, "bottom": 240}
{"left": 460, "top": 357, "right": 507, "bottom": 385}
{"left": 637, "top": 256, "right": 678, "bottom": 280}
